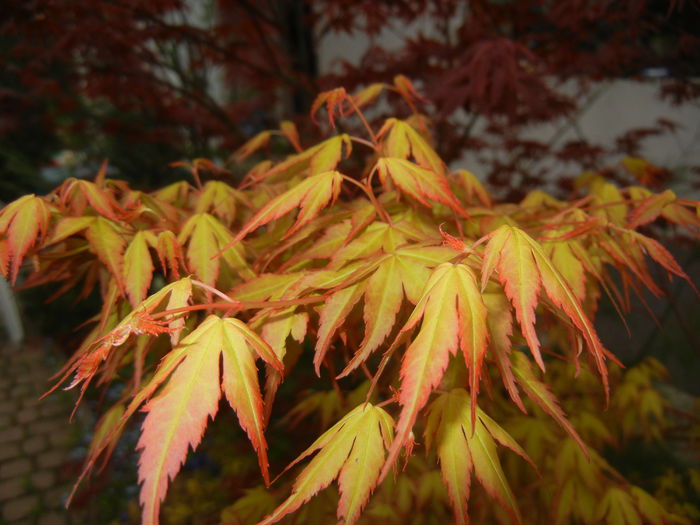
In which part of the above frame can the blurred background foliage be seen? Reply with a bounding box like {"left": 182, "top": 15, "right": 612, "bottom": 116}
{"left": 1, "top": 0, "right": 699, "bottom": 201}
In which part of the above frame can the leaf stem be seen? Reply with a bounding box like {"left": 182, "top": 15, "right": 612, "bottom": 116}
{"left": 366, "top": 332, "right": 407, "bottom": 402}
{"left": 341, "top": 174, "right": 393, "bottom": 225}
{"left": 150, "top": 295, "right": 326, "bottom": 320}
{"left": 347, "top": 97, "right": 378, "bottom": 144}
{"left": 349, "top": 136, "right": 377, "bottom": 150}
{"left": 191, "top": 279, "right": 235, "bottom": 301}
{"left": 375, "top": 398, "right": 395, "bottom": 409}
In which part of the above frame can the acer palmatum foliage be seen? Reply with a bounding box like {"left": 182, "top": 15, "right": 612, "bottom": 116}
{"left": 2, "top": 80, "right": 699, "bottom": 524}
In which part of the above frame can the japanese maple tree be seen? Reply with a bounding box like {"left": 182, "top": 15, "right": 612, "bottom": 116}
{"left": 2, "top": 79, "right": 699, "bottom": 524}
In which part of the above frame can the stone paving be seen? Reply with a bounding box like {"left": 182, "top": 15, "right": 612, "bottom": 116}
{"left": 0, "top": 339, "right": 84, "bottom": 525}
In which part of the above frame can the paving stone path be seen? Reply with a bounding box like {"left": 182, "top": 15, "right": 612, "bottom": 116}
{"left": 0, "top": 340, "right": 84, "bottom": 525}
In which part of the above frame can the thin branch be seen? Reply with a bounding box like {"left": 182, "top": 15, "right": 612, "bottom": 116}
{"left": 341, "top": 174, "right": 393, "bottom": 225}
{"left": 109, "top": 0, "right": 299, "bottom": 88}
{"left": 242, "top": 2, "right": 287, "bottom": 77}
{"left": 235, "top": 0, "right": 279, "bottom": 28}
{"left": 191, "top": 279, "right": 236, "bottom": 302}
{"left": 347, "top": 96, "right": 378, "bottom": 144}
{"left": 150, "top": 295, "right": 327, "bottom": 321}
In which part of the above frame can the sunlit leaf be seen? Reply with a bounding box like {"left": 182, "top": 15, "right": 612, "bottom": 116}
{"left": 259, "top": 403, "right": 393, "bottom": 525}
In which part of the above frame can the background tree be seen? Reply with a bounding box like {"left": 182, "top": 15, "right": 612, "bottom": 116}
{"left": 0, "top": 0, "right": 318, "bottom": 197}
{"left": 1, "top": 0, "right": 698, "bottom": 200}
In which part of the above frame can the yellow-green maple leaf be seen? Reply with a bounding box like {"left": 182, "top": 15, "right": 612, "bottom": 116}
{"left": 194, "top": 180, "right": 246, "bottom": 225}
{"left": 234, "top": 130, "right": 273, "bottom": 161}
{"left": 425, "top": 389, "right": 532, "bottom": 525}
{"left": 62, "top": 178, "right": 123, "bottom": 221}
{"left": 137, "top": 315, "right": 283, "bottom": 525}
{"left": 86, "top": 217, "right": 127, "bottom": 293}
{"left": 258, "top": 403, "right": 394, "bottom": 525}
{"left": 596, "top": 487, "right": 643, "bottom": 525}
{"left": 380, "top": 263, "right": 488, "bottom": 482}
{"left": 178, "top": 213, "right": 252, "bottom": 286}
{"left": 379, "top": 118, "right": 446, "bottom": 175}
{"left": 512, "top": 352, "right": 588, "bottom": 454}
{"left": 260, "top": 134, "right": 351, "bottom": 182}
{"left": 376, "top": 157, "right": 466, "bottom": 216}
{"left": 481, "top": 224, "right": 609, "bottom": 393}
{"left": 0, "top": 194, "right": 50, "bottom": 283}
{"left": 123, "top": 231, "right": 154, "bottom": 307}
{"left": 315, "top": 246, "right": 455, "bottom": 376}
{"left": 233, "top": 170, "right": 344, "bottom": 243}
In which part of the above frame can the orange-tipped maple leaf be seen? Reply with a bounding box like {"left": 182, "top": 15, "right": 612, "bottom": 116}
{"left": 0, "top": 194, "right": 50, "bottom": 283}
{"left": 60, "top": 178, "right": 124, "bottom": 221}
{"left": 234, "top": 130, "right": 273, "bottom": 161}
{"left": 310, "top": 87, "right": 348, "bottom": 128}
{"left": 378, "top": 118, "right": 446, "bottom": 175}
{"left": 254, "top": 134, "right": 352, "bottom": 184}
{"left": 376, "top": 157, "right": 467, "bottom": 217}
{"left": 137, "top": 315, "right": 283, "bottom": 525}
{"left": 61, "top": 278, "right": 194, "bottom": 396}
{"left": 352, "top": 83, "right": 387, "bottom": 109}
{"left": 481, "top": 224, "right": 609, "bottom": 393}
{"left": 379, "top": 262, "right": 488, "bottom": 482}
{"left": 232, "top": 170, "right": 344, "bottom": 243}
{"left": 425, "top": 389, "right": 535, "bottom": 525}
{"left": 85, "top": 217, "right": 128, "bottom": 295}
{"left": 315, "top": 245, "right": 455, "bottom": 377}
{"left": 392, "top": 75, "right": 426, "bottom": 111}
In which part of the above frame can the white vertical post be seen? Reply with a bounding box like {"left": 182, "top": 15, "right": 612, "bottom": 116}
{"left": 0, "top": 199, "right": 24, "bottom": 344}
{"left": 0, "top": 276, "right": 23, "bottom": 343}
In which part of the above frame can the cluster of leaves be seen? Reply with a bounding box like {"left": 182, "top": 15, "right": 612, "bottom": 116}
{"left": 1, "top": 81, "right": 699, "bottom": 524}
